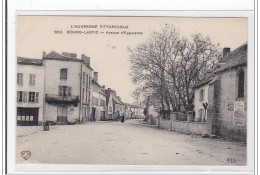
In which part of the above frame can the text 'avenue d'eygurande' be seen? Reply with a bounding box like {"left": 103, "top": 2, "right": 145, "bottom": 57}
{"left": 54, "top": 24, "right": 144, "bottom": 36}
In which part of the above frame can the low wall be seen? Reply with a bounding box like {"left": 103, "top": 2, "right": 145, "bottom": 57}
{"left": 160, "top": 120, "right": 171, "bottom": 130}
{"left": 172, "top": 121, "right": 209, "bottom": 135}
{"left": 156, "top": 116, "right": 210, "bottom": 136}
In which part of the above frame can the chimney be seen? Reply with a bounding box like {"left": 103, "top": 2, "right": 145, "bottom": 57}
{"left": 86, "top": 57, "right": 90, "bottom": 66}
{"left": 93, "top": 72, "right": 98, "bottom": 83}
{"left": 101, "top": 85, "right": 105, "bottom": 89}
{"left": 223, "top": 47, "right": 230, "bottom": 57}
{"left": 42, "top": 51, "right": 46, "bottom": 58}
{"left": 62, "top": 52, "right": 77, "bottom": 58}
{"left": 62, "top": 52, "right": 69, "bottom": 57}
{"left": 69, "top": 53, "right": 77, "bottom": 58}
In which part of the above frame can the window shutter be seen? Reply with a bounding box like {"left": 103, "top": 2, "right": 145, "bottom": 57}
{"left": 17, "top": 91, "right": 19, "bottom": 102}
{"left": 68, "top": 87, "right": 71, "bottom": 96}
{"left": 58, "top": 86, "right": 62, "bottom": 96}
{"left": 21, "top": 74, "right": 23, "bottom": 84}
{"left": 35, "top": 92, "right": 39, "bottom": 103}
{"left": 22, "top": 92, "right": 27, "bottom": 103}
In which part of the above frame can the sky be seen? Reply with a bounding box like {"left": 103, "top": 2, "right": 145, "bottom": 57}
{"left": 17, "top": 16, "right": 248, "bottom": 104}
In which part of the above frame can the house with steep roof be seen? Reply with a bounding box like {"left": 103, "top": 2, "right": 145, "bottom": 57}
{"left": 17, "top": 57, "right": 44, "bottom": 126}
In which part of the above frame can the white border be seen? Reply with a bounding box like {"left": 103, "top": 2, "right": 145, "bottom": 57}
{"left": 7, "top": 10, "right": 254, "bottom": 174}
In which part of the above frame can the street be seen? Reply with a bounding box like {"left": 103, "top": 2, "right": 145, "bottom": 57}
{"left": 16, "top": 119, "right": 246, "bottom": 165}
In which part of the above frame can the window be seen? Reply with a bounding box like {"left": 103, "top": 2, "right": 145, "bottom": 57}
{"left": 29, "top": 74, "right": 35, "bottom": 85}
{"left": 17, "top": 91, "right": 23, "bottom": 102}
{"left": 199, "top": 89, "right": 204, "bottom": 101}
{"left": 58, "top": 86, "right": 71, "bottom": 96}
{"left": 60, "top": 69, "right": 67, "bottom": 80}
{"left": 17, "top": 73, "right": 23, "bottom": 85}
{"left": 86, "top": 76, "right": 89, "bottom": 89}
{"left": 28, "top": 92, "right": 35, "bottom": 102}
{"left": 238, "top": 70, "right": 244, "bottom": 98}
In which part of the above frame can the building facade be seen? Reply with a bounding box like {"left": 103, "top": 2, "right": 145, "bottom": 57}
{"left": 80, "top": 54, "right": 93, "bottom": 122}
{"left": 130, "top": 102, "right": 144, "bottom": 119}
{"left": 43, "top": 51, "right": 93, "bottom": 124}
{"left": 17, "top": 57, "right": 45, "bottom": 126}
{"left": 193, "top": 72, "right": 213, "bottom": 122}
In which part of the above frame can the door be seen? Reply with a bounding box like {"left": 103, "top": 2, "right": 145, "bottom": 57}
{"left": 17, "top": 108, "right": 39, "bottom": 126}
{"left": 57, "top": 106, "right": 68, "bottom": 124}
{"left": 92, "top": 108, "right": 96, "bottom": 121}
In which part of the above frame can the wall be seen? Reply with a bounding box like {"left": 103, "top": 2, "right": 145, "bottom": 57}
{"left": 156, "top": 116, "right": 210, "bottom": 136}
{"left": 17, "top": 64, "right": 44, "bottom": 125}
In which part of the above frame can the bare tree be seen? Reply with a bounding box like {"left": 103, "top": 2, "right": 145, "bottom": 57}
{"left": 129, "top": 25, "right": 220, "bottom": 113}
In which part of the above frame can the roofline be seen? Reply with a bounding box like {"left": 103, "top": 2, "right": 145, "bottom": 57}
{"left": 17, "top": 62, "right": 43, "bottom": 66}
{"left": 43, "top": 57, "right": 82, "bottom": 62}
{"left": 193, "top": 79, "right": 212, "bottom": 89}
{"left": 214, "top": 61, "right": 247, "bottom": 74}
{"left": 92, "top": 79, "right": 101, "bottom": 88}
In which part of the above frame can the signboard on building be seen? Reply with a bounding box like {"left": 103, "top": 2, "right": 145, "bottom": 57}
{"left": 228, "top": 102, "right": 234, "bottom": 111}
{"left": 233, "top": 101, "right": 245, "bottom": 126}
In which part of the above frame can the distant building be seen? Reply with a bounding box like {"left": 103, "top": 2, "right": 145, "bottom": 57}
{"left": 17, "top": 57, "right": 45, "bottom": 126}
{"left": 130, "top": 102, "right": 144, "bottom": 119}
{"left": 102, "top": 88, "right": 124, "bottom": 120}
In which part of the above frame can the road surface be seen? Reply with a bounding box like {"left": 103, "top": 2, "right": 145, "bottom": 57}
{"left": 16, "top": 119, "right": 246, "bottom": 165}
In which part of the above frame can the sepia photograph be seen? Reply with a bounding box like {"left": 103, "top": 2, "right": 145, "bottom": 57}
{"left": 16, "top": 15, "right": 248, "bottom": 166}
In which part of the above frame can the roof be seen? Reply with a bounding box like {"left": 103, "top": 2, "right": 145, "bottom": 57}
{"left": 193, "top": 73, "right": 214, "bottom": 89}
{"left": 130, "top": 102, "right": 143, "bottom": 108}
{"left": 44, "top": 51, "right": 94, "bottom": 70}
{"left": 92, "top": 79, "right": 101, "bottom": 88}
{"left": 215, "top": 43, "right": 247, "bottom": 73}
{"left": 193, "top": 43, "right": 247, "bottom": 89}
{"left": 44, "top": 51, "right": 82, "bottom": 62}
{"left": 17, "top": 57, "right": 43, "bottom": 66}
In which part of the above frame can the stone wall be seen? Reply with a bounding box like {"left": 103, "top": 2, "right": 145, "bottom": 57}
{"left": 171, "top": 121, "right": 209, "bottom": 135}
{"left": 156, "top": 115, "right": 210, "bottom": 136}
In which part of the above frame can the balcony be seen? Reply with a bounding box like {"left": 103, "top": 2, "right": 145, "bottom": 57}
{"left": 45, "top": 94, "right": 80, "bottom": 106}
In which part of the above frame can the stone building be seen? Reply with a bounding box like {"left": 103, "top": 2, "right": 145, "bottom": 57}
{"left": 17, "top": 57, "right": 45, "bottom": 126}
{"left": 207, "top": 43, "right": 247, "bottom": 141}
{"left": 43, "top": 51, "right": 93, "bottom": 124}
{"left": 192, "top": 43, "right": 247, "bottom": 141}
